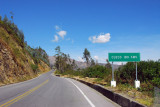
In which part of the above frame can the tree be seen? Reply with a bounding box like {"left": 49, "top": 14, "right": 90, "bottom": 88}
{"left": 12, "top": 24, "right": 18, "bottom": 33}
{"left": 90, "top": 58, "right": 95, "bottom": 67}
{"left": 54, "top": 46, "right": 67, "bottom": 73}
{"left": 55, "top": 46, "right": 61, "bottom": 56}
{"left": 72, "top": 59, "right": 78, "bottom": 70}
{"left": 54, "top": 46, "right": 77, "bottom": 73}
{"left": 105, "top": 59, "right": 111, "bottom": 69}
{"left": 10, "top": 11, "right": 14, "bottom": 22}
{"left": 55, "top": 46, "right": 61, "bottom": 71}
{"left": 67, "top": 54, "right": 71, "bottom": 64}
{"left": 0, "top": 16, "right": 1, "bottom": 26}
{"left": 83, "top": 48, "right": 91, "bottom": 66}
{"left": 17, "top": 30, "right": 24, "bottom": 42}
{"left": 3, "top": 15, "right": 8, "bottom": 24}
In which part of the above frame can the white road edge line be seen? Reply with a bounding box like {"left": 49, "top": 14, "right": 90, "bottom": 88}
{"left": 66, "top": 79, "right": 95, "bottom": 107}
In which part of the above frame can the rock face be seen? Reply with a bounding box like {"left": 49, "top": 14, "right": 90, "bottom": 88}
{"left": 0, "top": 27, "right": 50, "bottom": 86}
{"left": 0, "top": 42, "right": 21, "bottom": 84}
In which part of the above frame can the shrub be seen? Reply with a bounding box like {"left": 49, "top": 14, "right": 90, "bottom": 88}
{"left": 54, "top": 70, "right": 61, "bottom": 74}
{"left": 116, "top": 60, "right": 160, "bottom": 89}
{"left": 59, "top": 65, "right": 111, "bottom": 79}
{"left": 31, "top": 64, "right": 39, "bottom": 73}
{"left": 140, "top": 82, "right": 154, "bottom": 91}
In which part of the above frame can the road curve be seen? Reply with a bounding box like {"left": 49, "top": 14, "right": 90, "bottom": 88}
{"left": 0, "top": 70, "right": 119, "bottom": 107}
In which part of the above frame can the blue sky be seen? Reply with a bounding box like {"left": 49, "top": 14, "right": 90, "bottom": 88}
{"left": 0, "top": 0, "right": 160, "bottom": 63}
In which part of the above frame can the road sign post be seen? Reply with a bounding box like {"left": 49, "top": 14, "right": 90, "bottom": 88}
{"left": 111, "top": 62, "right": 116, "bottom": 87}
{"left": 135, "top": 62, "right": 140, "bottom": 88}
{"left": 108, "top": 53, "right": 140, "bottom": 88}
{"left": 136, "top": 62, "right": 137, "bottom": 80}
{"left": 112, "top": 62, "right": 114, "bottom": 81}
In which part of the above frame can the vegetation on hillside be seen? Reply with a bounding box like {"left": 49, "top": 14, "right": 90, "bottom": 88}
{"left": 0, "top": 14, "right": 50, "bottom": 67}
{"left": 0, "top": 15, "right": 25, "bottom": 47}
{"left": 25, "top": 45, "right": 50, "bottom": 66}
{"left": 0, "top": 14, "right": 50, "bottom": 84}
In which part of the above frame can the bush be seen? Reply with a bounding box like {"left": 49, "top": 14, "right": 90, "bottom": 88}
{"left": 31, "top": 64, "right": 39, "bottom": 73}
{"left": 58, "top": 65, "right": 111, "bottom": 79}
{"left": 116, "top": 60, "right": 160, "bottom": 89}
{"left": 54, "top": 70, "right": 61, "bottom": 74}
{"left": 81, "top": 65, "right": 110, "bottom": 78}
{"left": 140, "top": 82, "right": 154, "bottom": 91}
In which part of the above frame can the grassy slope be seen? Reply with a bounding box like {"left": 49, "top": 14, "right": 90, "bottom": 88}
{"left": 0, "top": 27, "right": 50, "bottom": 86}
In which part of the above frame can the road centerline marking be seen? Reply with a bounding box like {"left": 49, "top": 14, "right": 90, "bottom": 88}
{"left": 0, "top": 79, "right": 49, "bottom": 107}
{"left": 66, "top": 79, "right": 95, "bottom": 107}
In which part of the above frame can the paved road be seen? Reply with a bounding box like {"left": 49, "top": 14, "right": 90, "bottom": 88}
{"left": 0, "top": 70, "right": 119, "bottom": 107}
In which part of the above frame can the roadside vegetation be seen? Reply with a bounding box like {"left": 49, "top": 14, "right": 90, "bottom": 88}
{"left": 0, "top": 14, "right": 50, "bottom": 70}
{"left": 0, "top": 14, "right": 50, "bottom": 85}
{"left": 54, "top": 46, "right": 160, "bottom": 107}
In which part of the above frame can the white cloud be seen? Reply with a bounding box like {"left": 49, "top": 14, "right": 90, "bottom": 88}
{"left": 55, "top": 25, "right": 60, "bottom": 30}
{"left": 52, "top": 35, "right": 59, "bottom": 42}
{"left": 57, "top": 30, "right": 67, "bottom": 39}
{"left": 89, "top": 33, "right": 111, "bottom": 43}
{"left": 78, "top": 57, "right": 84, "bottom": 62}
{"left": 93, "top": 55, "right": 107, "bottom": 63}
{"left": 52, "top": 25, "right": 68, "bottom": 42}
{"left": 94, "top": 56, "right": 99, "bottom": 60}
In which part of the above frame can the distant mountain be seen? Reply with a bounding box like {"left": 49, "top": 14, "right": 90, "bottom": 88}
{"left": 48, "top": 56, "right": 56, "bottom": 66}
{"left": 98, "top": 63, "right": 122, "bottom": 70}
{"left": 49, "top": 56, "right": 121, "bottom": 70}
{"left": 49, "top": 56, "right": 87, "bottom": 69}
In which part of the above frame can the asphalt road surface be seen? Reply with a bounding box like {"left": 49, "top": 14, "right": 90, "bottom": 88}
{"left": 0, "top": 70, "right": 119, "bottom": 107}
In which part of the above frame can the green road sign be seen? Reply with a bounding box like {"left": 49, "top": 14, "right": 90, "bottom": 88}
{"left": 108, "top": 53, "right": 140, "bottom": 62}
